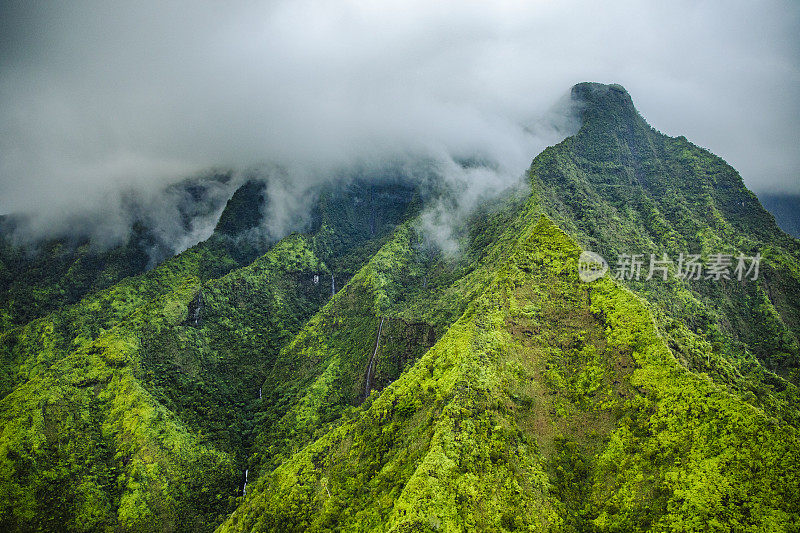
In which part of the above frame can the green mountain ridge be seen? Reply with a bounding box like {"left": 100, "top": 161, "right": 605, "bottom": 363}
{"left": 218, "top": 83, "right": 800, "bottom": 530}
{"left": 1, "top": 82, "right": 799, "bottom": 532}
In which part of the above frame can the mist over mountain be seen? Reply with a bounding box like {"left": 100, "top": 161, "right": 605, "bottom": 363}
{"left": 2, "top": 0, "right": 799, "bottom": 251}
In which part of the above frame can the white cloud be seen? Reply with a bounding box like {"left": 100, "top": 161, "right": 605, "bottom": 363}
{"left": 1, "top": 0, "right": 797, "bottom": 242}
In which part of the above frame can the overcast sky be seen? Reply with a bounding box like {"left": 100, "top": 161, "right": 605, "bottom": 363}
{"left": 1, "top": 0, "right": 798, "bottom": 226}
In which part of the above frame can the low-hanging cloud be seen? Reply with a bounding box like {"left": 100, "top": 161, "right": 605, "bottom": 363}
{"left": 1, "top": 0, "right": 798, "bottom": 251}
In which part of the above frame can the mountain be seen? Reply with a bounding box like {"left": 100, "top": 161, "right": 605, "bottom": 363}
{"left": 759, "top": 193, "right": 800, "bottom": 238}
{"left": 1, "top": 83, "right": 799, "bottom": 532}
{"left": 0, "top": 173, "right": 240, "bottom": 331}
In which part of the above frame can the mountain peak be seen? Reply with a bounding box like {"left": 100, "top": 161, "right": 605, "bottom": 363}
{"left": 570, "top": 82, "right": 641, "bottom": 129}
{"left": 565, "top": 81, "right": 654, "bottom": 164}
{"left": 571, "top": 81, "right": 630, "bottom": 100}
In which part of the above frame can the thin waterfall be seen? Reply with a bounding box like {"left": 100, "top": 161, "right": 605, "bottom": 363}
{"left": 192, "top": 290, "right": 203, "bottom": 326}
{"left": 331, "top": 273, "right": 335, "bottom": 296}
{"left": 242, "top": 469, "right": 248, "bottom": 495}
{"left": 364, "top": 317, "right": 384, "bottom": 398}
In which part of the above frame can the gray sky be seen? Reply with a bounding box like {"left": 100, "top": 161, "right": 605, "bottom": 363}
{"left": 1, "top": 0, "right": 799, "bottom": 226}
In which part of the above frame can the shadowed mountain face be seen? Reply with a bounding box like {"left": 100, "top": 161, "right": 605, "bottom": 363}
{"left": 1, "top": 84, "right": 799, "bottom": 532}
{"left": 0, "top": 174, "right": 241, "bottom": 330}
{"left": 759, "top": 193, "right": 800, "bottom": 237}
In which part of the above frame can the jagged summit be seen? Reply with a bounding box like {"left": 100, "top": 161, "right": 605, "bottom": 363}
{"left": 566, "top": 82, "right": 655, "bottom": 164}
{"left": 571, "top": 81, "right": 632, "bottom": 105}
{"left": 570, "top": 82, "right": 638, "bottom": 122}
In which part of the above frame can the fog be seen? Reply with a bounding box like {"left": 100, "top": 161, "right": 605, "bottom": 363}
{"left": 1, "top": 0, "right": 798, "bottom": 252}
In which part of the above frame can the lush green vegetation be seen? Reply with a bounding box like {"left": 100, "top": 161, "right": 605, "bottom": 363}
{"left": 531, "top": 82, "right": 800, "bottom": 423}
{"left": 0, "top": 177, "right": 422, "bottom": 531}
{"left": 0, "top": 224, "right": 151, "bottom": 331}
{"left": 221, "top": 217, "right": 799, "bottom": 531}
{"left": 1, "top": 83, "right": 799, "bottom": 531}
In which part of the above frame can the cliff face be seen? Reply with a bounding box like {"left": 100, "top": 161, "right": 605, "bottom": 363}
{"left": 1, "top": 84, "right": 799, "bottom": 532}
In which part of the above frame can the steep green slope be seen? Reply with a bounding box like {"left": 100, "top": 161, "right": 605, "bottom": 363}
{"left": 246, "top": 187, "right": 533, "bottom": 480}
{"left": 220, "top": 217, "right": 799, "bottom": 532}
{"left": 0, "top": 240, "right": 240, "bottom": 399}
{"left": 0, "top": 235, "right": 288, "bottom": 530}
{"left": 0, "top": 178, "right": 422, "bottom": 531}
{"left": 0, "top": 222, "right": 153, "bottom": 330}
{"left": 0, "top": 279, "right": 239, "bottom": 531}
{"left": 531, "top": 82, "right": 800, "bottom": 421}
{"left": 0, "top": 229, "right": 345, "bottom": 531}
